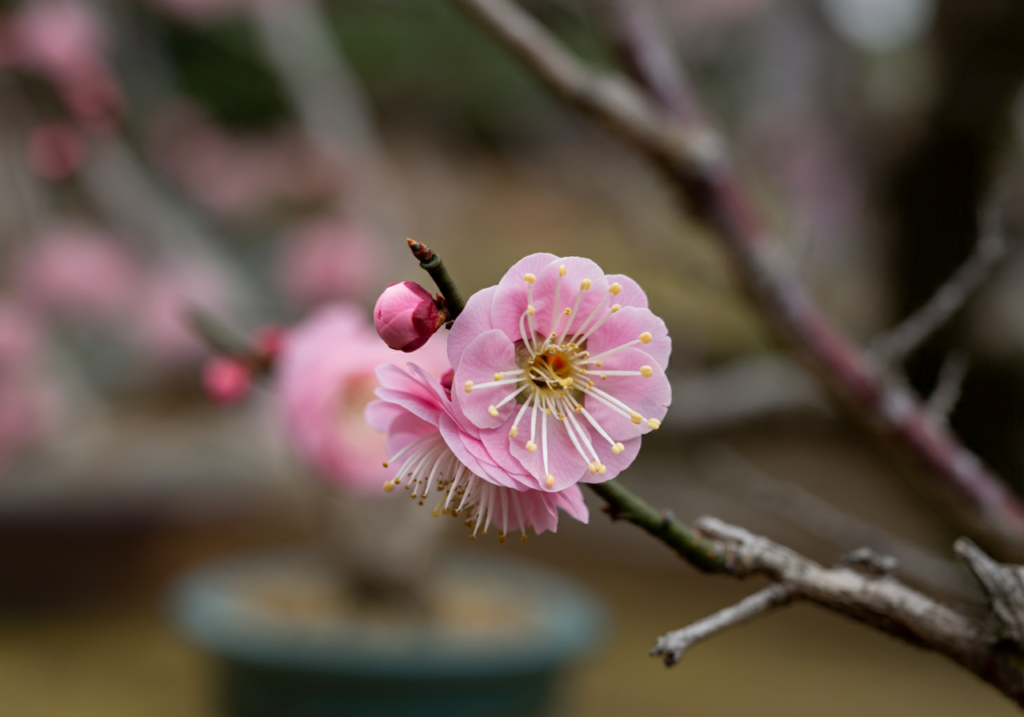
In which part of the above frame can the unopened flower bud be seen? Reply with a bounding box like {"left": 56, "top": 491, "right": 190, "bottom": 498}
{"left": 373, "top": 281, "right": 439, "bottom": 352}
{"left": 202, "top": 357, "right": 251, "bottom": 404}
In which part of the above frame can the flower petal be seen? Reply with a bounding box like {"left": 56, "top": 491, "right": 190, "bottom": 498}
{"left": 447, "top": 285, "right": 497, "bottom": 369}
{"left": 587, "top": 306, "right": 670, "bottom": 371}
{"left": 604, "top": 273, "right": 648, "bottom": 309}
{"left": 509, "top": 409, "right": 590, "bottom": 491}
{"left": 583, "top": 346, "right": 671, "bottom": 440}
{"left": 531, "top": 257, "right": 610, "bottom": 338}
{"left": 490, "top": 253, "right": 558, "bottom": 343}
{"left": 453, "top": 329, "right": 520, "bottom": 428}
{"left": 554, "top": 483, "right": 589, "bottom": 523}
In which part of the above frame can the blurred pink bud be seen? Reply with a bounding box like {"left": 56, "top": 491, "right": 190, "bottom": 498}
{"left": 276, "top": 219, "right": 381, "bottom": 306}
{"left": 26, "top": 122, "right": 84, "bottom": 180}
{"left": 254, "top": 325, "right": 284, "bottom": 361}
{"left": 16, "top": 225, "right": 140, "bottom": 322}
{"left": 202, "top": 357, "right": 251, "bottom": 404}
{"left": 373, "top": 281, "right": 439, "bottom": 353}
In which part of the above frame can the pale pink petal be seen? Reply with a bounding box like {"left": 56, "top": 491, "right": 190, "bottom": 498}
{"left": 584, "top": 347, "right": 671, "bottom": 440}
{"left": 439, "top": 413, "right": 521, "bottom": 489}
{"left": 490, "top": 253, "right": 557, "bottom": 342}
{"left": 509, "top": 412, "right": 590, "bottom": 491}
{"left": 587, "top": 306, "right": 671, "bottom": 370}
{"left": 383, "top": 411, "right": 437, "bottom": 461}
{"left": 605, "top": 273, "right": 648, "bottom": 309}
{"left": 530, "top": 256, "right": 610, "bottom": 338}
{"left": 373, "top": 363, "right": 445, "bottom": 426}
{"left": 554, "top": 484, "right": 589, "bottom": 523}
{"left": 364, "top": 399, "right": 405, "bottom": 434}
{"left": 447, "top": 285, "right": 497, "bottom": 369}
{"left": 581, "top": 436, "right": 641, "bottom": 483}
{"left": 453, "top": 329, "right": 519, "bottom": 428}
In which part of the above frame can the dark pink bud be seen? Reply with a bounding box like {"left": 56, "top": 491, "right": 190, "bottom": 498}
{"left": 440, "top": 368, "right": 454, "bottom": 399}
{"left": 202, "top": 357, "right": 251, "bottom": 404}
{"left": 254, "top": 324, "right": 284, "bottom": 360}
{"left": 373, "top": 281, "right": 439, "bottom": 352}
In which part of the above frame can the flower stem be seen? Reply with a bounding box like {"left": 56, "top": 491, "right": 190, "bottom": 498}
{"left": 586, "top": 480, "right": 727, "bottom": 572}
{"left": 188, "top": 308, "right": 272, "bottom": 374}
{"left": 407, "top": 239, "right": 466, "bottom": 319}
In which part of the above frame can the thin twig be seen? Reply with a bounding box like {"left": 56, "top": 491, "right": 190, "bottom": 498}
{"left": 188, "top": 309, "right": 271, "bottom": 374}
{"left": 928, "top": 351, "right": 971, "bottom": 422}
{"left": 652, "top": 584, "right": 793, "bottom": 666}
{"left": 407, "top": 239, "right": 466, "bottom": 319}
{"left": 448, "top": 0, "right": 1024, "bottom": 558}
{"left": 872, "top": 213, "right": 1006, "bottom": 365}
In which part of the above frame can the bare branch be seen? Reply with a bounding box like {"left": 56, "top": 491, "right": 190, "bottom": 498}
{"left": 697, "top": 446, "right": 979, "bottom": 601}
{"left": 652, "top": 584, "right": 793, "bottom": 666}
{"left": 449, "top": 0, "right": 1024, "bottom": 558}
{"left": 956, "top": 537, "right": 1024, "bottom": 645}
{"left": 872, "top": 214, "right": 1006, "bottom": 365}
{"left": 928, "top": 351, "right": 971, "bottom": 422}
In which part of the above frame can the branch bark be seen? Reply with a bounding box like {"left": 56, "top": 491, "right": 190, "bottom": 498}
{"left": 448, "top": 0, "right": 1024, "bottom": 558}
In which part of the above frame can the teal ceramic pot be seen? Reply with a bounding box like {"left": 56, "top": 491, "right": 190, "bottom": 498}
{"left": 171, "top": 550, "right": 607, "bottom": 717}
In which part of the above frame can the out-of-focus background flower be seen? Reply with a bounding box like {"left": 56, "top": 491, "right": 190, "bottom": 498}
{"left": 1, "top": 0, "right": 1024, "bottom": 714}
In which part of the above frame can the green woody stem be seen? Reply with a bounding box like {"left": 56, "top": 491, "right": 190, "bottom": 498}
{"left": 407, "top": 239, "right": 466, "bottom": 319}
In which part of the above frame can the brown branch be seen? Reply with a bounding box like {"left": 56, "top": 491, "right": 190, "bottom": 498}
{"left": 652, "top": 517, "right": 1024, "bottom": 705}
{"left": 448, "top": 0, "right": 1024, "bottom": 558}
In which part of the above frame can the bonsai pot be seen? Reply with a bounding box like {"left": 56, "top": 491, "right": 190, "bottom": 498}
{"left": 171, "top": 548, "right": 606, "bottom": 717}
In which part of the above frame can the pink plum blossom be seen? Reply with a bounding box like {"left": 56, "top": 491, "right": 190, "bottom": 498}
{"left": 373, "top": 281, "right": 439, "bottom": 352}
{"left": 15, "top": 224, "right": 140, "bottom": 323}
{"left": 275, "top": 304, "right": 448, "bottom": 494}
{"left": 366, "top": 362, "right": 588, "bottom": 540}
{"left": 202, "top": 357, "right": 251, "bottom": 403}
{"left": 275, "top": 218, "right": 380, "bottom": 306}
{"left": 449, "top": 254, "right": 671, "bottom": 493}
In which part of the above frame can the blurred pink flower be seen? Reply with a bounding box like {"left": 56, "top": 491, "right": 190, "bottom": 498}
{"left": 149, "top": 104, "right": 341, "bottom": 218}
{"left": 274, "top": 304, "right": 448, "bottom": 494}
{"left": 129, "top": 261, "right": 231, "bottom": 367}
{"left": 26, "top": 121, "right": 85, "bottom": 180}
{"left": 277, "top": 218, "right": 381, "bottom": 307}
{"left": 15, "top": 224, "right": 140, "bottom": 323}
{"left": 10, "top": 0, "right": 121, "bottom": 132}
{"left": 373, "top": 281, "right": 439, "bottom": 352}
{"left": 450, "top": 254, "right": 671, "bottom": 492}
{"left": 202, "top": 357, "right": 252, "bottom": 404}
{"left": 366, "top": 362, "right": 588, "bottom": 540}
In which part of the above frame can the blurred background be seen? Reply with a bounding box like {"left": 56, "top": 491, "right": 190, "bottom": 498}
{"left": 1, "top": 0, "right": 1024, "bottom": 714}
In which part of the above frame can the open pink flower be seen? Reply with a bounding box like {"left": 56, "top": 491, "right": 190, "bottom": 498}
{"left": 449, "top": 254, "right": 671, "bottom": 492}
{"left": 275, "top": 304, "right": 448, "bottom": 494}
{"left": 366, "top": 362, "right": 588, "bottom": 540}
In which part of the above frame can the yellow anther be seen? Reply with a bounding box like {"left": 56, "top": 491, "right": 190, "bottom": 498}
{"left": 526, "top": 440, "right": 538, "bottom": 453}
{"left": 611, "top": 304, "right": 621, "bottom": 313}
{"left": 499, "top": 534, "right": 506, "bottom": 543}
{"left": 524, "top": 273, "right": 536, "bottom": 284}
{"left": 574, "top": 405, "right": 582, "bottom": 412}
{"left": 494, "top": 372, "right": 503, "bottom": 381}
{"left": 487, "top": 405, "right": 499, "bottom": 417}
{"left": 609, "top": 282, "right": 623, "bottom": 295}
{"left": 558, "top": 265, "right": 567, "bottom": 277}
{"left": 630, "top": 411, "right": 643, "bottom": 425}
{"left": 639, "top": 332, "right": 653, "bottom": 344}
{"left": 612, "top": 442, "right": 625, "bottom": 454}
{"left": 596, "top": 361, "right": 602, "bottom": 367}
{"left": 601, "top": 375, "right": 607, "bottom": 380}
{"left": 564, "top": 308, "right": 572, "bottom": 315}
{"left": 588, "top": 463, "right": 598, "bottom": 474}
{"left": 647, "top": 418, "right": 662, "bottom": 430}
{"left": 580, "top": 279, "right": 592, "bottom": 290}
{"left": 509, "top": 425, "right": 518, "bottom": 438}
{"left": 558, "top": 377, "right": 573, "bottom": 388}
{"left": 464, "top": 380, "right": 474, "bottom": 393}
{"left": 528, "top": 305, "right": 536, "bottom": 315}
{"left": 382, "top": 461, "right": 389, "bottom": 468}
{"left": 597, "top": 463, "right": 607, "bottom": 475}
{"left": 545, "top": 408, "right": 551, "bottom": 415}
{"left": 521, "top": 535, "right": 528, "bottom": 542}
{"left": 393, "top": 477, "right": 401, "bottom": 484}
{"left": 546, "top": 474, "right": 556, "bottom": 486}
{"left": 640, "top": 365, "right": 653, "bottom": 378}
{"left": 383, "top": 481, "right": 395, "bottom": 493}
